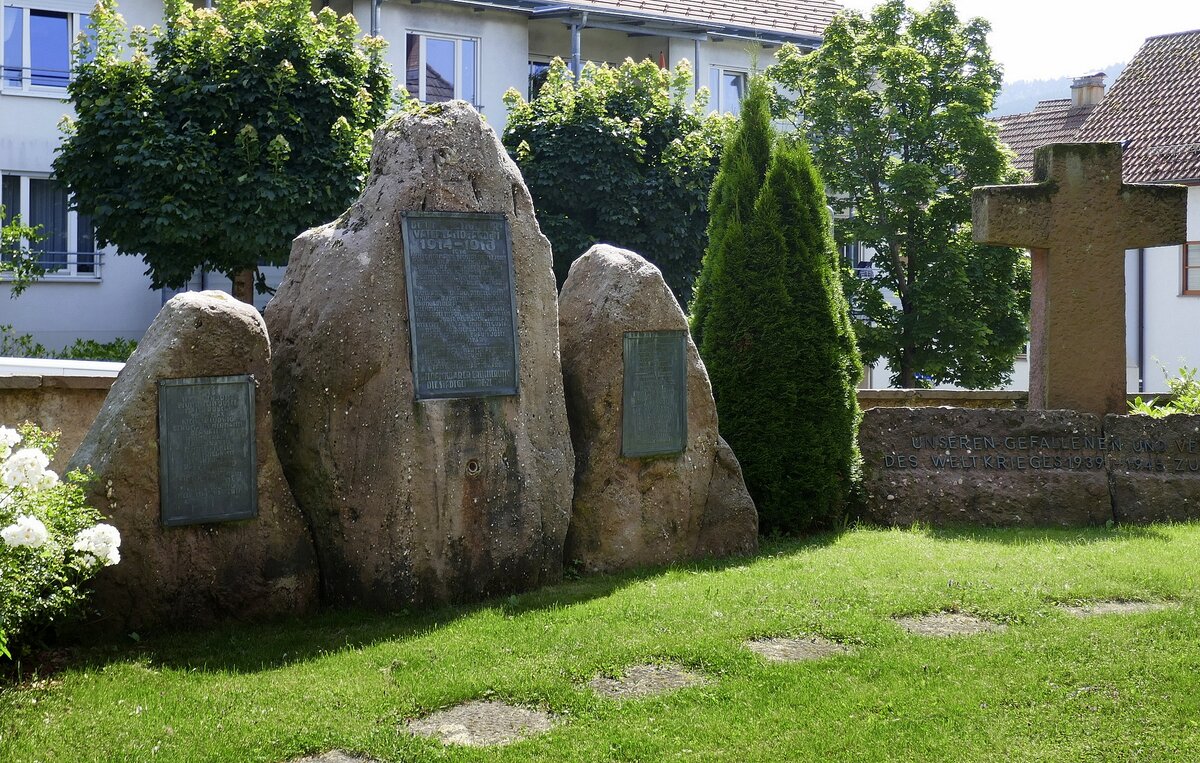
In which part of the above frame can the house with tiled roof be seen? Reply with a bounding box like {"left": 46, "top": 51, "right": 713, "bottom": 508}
{"left": 1, "top": 0, "right": 840, "bottom": 349}
{"left": 994, "top": 73, "right": 1105, "bottom": 177}
{"left": 994, "top": 30, "right": 1200, "bottom": 393}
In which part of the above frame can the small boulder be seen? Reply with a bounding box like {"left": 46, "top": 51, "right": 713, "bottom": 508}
{"left": 68, "top": 291, "right": 318, "bottom": 631}
{"left": 266, "top": 102, "right": 573, "bottom": 608}
{"left": 558, "top": 245, "right": 757, "bottom": 572}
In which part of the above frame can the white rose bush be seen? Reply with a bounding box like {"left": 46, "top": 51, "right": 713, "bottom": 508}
{"left": 0, "top": 423, "right": 119, "bottom": 660}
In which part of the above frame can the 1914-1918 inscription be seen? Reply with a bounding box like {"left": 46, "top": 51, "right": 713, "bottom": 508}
{"left": 401, "top": 212, "right": 519, "bottom": 399}
{"left": 622, "top": 331, "right": 688, "bottom": 457}
{"left": 157, "top": 375, "right": 257, "bottom": 526}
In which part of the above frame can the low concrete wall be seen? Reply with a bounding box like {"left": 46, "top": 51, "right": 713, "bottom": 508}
{"left": 859, "top": 389, "right": 1028, "bottom": 409}
{"left": 0, "top": 375, "right": 115, "bottom": 471}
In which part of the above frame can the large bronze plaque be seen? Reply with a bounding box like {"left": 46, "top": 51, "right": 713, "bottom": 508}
{"left": 401, "top": 212, "right": 520, "bottom": 399}
{"left": 157, "top": 375, "right": 257, "bottom": 526}
{"left": 622, "top": 331, "right": 688, "bottom": 457}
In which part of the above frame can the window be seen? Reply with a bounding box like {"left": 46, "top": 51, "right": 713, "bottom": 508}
{"left": 709, "top": 66, "right": 746, "bottom": 113}
{"left": 0, "top": 173, "right": 97, "bottom": 277}
{"left": 405, "top": 32, "right": 477, "bottom": 105}
{"left": 1, "top": 4, "right": 90, "bottom": 92}
{"left": 528, "top": 59, "right": 550, "bottom": 99}
{"left": 1186, "top": 243, "right": 1200, "bottom": 295}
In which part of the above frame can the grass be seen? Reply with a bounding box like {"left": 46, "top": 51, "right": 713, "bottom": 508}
{"left": 3, "top": 523, "right": 1200, "bottom": 762}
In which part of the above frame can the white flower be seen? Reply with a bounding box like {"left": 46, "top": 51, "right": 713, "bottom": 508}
{"left": 0, "top": 426, "right": 19, "bottom": 461}
{"left": 72, "top": 523, "right": 122, "bottom": 567}
{"left": 1, "top": 447, "right": 52, "bottom": 490}
{"left": 35, "top": 469, "right": 60, "bottom": 490}
{"left": 1, "top": 515, "right": 50, "bottom": 549}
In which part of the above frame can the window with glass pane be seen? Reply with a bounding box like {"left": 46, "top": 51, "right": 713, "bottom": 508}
{"left": 1, "top": 174, "right": 19, "bottom": 266}
{"left": 2, "top": 5, "right": 22, "bottom": 86}
{"left": 404, "top": 33, "right": 478, "bottom": 104}
{"left": 1186, "top": 243, "right": 1200, "bottom": 294}
{"left": 1, "top": 174, "right": 18, "bottom": 227}
{"left": 76, "top": 211, "right": 95, "bottom": 273}
{"left": 29, "top": 178, "right": 68, "bottom": 271}
{"left": 29, "top": 10, "right": 68, "bottom": 87}
{"left": 709, "top": 67, "right": 746, "bottom": 113}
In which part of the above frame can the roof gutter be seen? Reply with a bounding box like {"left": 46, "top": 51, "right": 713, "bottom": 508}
{"left": 412, "top": 0, "right": 824, "bottom": 49}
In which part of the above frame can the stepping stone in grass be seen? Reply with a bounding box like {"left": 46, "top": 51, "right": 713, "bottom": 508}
{"left": 587, "top": 663, "right": 709, "bottom": 699}
{"left": 406, "top": 700, "right": 556, "bottom": 747}
{"left": 287, "top": 752, "right": 380, "bottom": 763}
{"left": 895, "top": 612, "right": 1006, "bottom": 637}
{"left": 1060, "top": 600, "right": 1177, "bottom": 617}
{"left": 746, "top": 636, "right": 853, "bottom": 662}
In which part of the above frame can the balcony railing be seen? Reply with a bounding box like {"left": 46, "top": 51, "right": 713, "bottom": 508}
{"left": 1, "top": 252, "right": 103, "bottom": 279}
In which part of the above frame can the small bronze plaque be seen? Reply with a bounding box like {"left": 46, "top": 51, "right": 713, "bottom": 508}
{"left": 622, "top": 331, "right": 688, "bottom": 457}
{"left": 157, "top": 375, "right": 257, "bottom": 526}
{"left": 401, "top": 212, "right": 520, "bottom": 399}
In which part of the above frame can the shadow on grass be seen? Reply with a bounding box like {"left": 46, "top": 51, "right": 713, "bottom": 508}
{"left": 30, "top": 533, "right": 845, "bottom": 680}
{"left": 871, "top": 522, "right": 1175, "bottom": 547}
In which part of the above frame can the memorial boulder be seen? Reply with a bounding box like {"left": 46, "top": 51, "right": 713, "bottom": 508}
{"left": 266, "top": 101, "right": 573, "bottom": 608}
{"left": 68, "top": 292, "right": 318, "bottom": 631}
{"left": 559, "top": 245, "right": 757, "bottom": 572}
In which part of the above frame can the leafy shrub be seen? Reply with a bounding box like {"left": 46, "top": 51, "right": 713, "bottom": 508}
{"left": 1129, "top": 366, "right": 1200, "bottom": 417}
{"left": 56, "top": 337, "right": 139, "bottom": 363}
{"left": 0, "top": 325, "right": 136, "bottom": 362}
{"left": 0, "top": 423, "right": 120, "bottom": 659}
{"left": 503, "top": 58, "right": 732, "bottom": 305}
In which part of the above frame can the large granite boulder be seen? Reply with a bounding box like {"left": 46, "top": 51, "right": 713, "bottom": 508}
{"left": 558, "top": 245, "right": 757, "bottom": 572}
{"left": 265, "top": 101, "right": 573, "bottom": 608}
{"left": 68, "top": 292, "right": 318, "bottom": 631}
{"left": 1106, "top": 414, "right": 1200, "bottom": 523}
{"left": 859, "top": 407, "right": 1114, "bottom": 526}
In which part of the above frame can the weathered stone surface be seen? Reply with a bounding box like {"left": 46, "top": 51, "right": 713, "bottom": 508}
{"left": 860, "top": 407, "right": 1114, "bottom": 526}
{"left": 973, "top": 143, "right": 1187, "bottom": 416}
{"left": 558, "top": 245, "right": 756, "bottom": 573}
{"left": 1105, "top": 414, "right": 1200, "bottom": 523}
{"left": 67, "top": 292, "right": 317, "bottom": 631}
{"left": 266, "top": 102, "right": 573, "bottom": 608}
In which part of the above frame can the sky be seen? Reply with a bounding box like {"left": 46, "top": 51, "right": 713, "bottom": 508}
{"left": 836, "top": 0, "right": 1200, "bottom": 83}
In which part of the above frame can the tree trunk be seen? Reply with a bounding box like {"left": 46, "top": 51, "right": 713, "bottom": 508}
{"left": 232, "top": 268, "right": 256, "bottom": 305}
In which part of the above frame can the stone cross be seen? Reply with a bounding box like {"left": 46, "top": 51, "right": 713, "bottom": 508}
{"left": 973, "top": 143, "right": 1186, "bottom": 415}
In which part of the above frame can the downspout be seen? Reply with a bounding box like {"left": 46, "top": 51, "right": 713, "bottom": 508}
{"left": 570, "top": 12, "right": 587, "bottom": 81}
{"left": 693, "top": 39, "right": 700, "bottom": 93}
{"left": 1137, "top": 247, "right": 1146, "bottom": 393}
{"left": 371, "top": 0, "right": 380, "bottom": 37}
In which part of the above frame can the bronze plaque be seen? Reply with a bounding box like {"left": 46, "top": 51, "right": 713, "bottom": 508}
{"left": 157, "top": 375, "right": 257, "bottom": 526}
{"left": 401, "top": 212, "right": 520, "bottom": 399}
{"left": 622, "top": 330, "right": 688, "bottom": 457}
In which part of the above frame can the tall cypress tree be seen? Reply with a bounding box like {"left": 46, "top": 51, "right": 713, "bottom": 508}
{"left": 694, "top": 76, "right": 862, "bottom": 533}
{"left": 688, "top": 76, "right": 772, "bottom": 348}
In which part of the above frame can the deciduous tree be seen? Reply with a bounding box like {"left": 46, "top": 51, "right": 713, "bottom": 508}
{"left": 768, "top": 0, "right": 1029, "bottom": 388}
{"left": 54, "top": 0, "right": 391, "bottom": 302}
{"left": 502, "top": 58, "right": 730, "bottom": 305}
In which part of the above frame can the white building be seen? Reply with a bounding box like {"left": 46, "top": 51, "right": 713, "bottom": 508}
{"left": 992, "top": 32, "right": 1200, "bottom": 395}
{"left": 1, "top": 0, "right": 838, "bottom": 350}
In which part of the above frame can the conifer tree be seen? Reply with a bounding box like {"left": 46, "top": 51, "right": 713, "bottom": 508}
{"left": 688, "top": 76, "right": 772, "bottom": 348}
{"left": 694, "top": 77, "right": 862, "bottom": 533}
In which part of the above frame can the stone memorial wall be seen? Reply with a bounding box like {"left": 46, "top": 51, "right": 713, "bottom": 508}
{"left": 860, "top": 407, "right": 1200, "bottom": 526}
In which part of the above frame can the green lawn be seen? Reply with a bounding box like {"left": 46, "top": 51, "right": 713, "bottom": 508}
{"left": 3, "top": 524, "right": 1200, "bottom": 762}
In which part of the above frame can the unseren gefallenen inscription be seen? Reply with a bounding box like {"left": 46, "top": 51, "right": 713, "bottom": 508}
{"left": 401, "top": 212, "right": 520, "bottom": 399}
{"left": 157, "top": 375, "right": 258, "bottom": 526}
{"left": 622, "top": 330, "right": 688, "bottom": 457}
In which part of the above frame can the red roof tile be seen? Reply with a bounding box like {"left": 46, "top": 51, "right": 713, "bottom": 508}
{"left": 554, "top": 1, "right": 841, "bottom": 39}
{"left": 1075, "top": 29, "right": 1200, "bottom": 183}
{"left": 996, "top": 99, "right": 1097, "bottom": 177}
